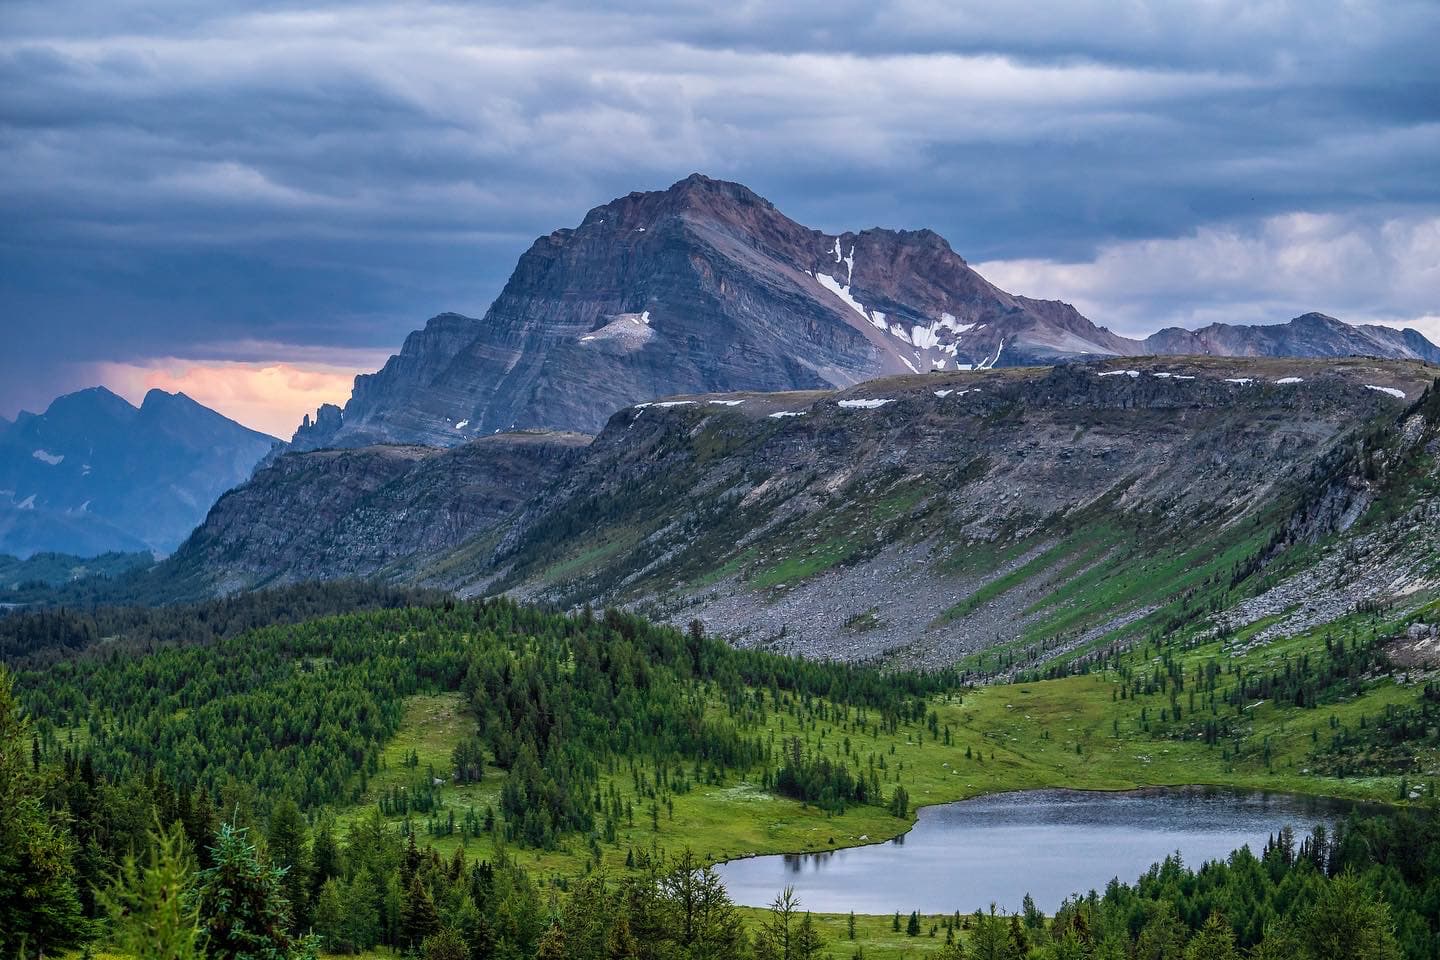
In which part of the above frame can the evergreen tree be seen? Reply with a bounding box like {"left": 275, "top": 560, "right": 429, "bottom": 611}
{"left": 794, "top": 912, "right": 825, "bottom": 960}
{"left": 421, "top": 928, "right": 469, "bottom": 960}
{"left": 754, "top": 887, "right": 802, "bottom": 960}
{"left": 455, "top": 900, "right": 497, "bottom": 960}
{"left": 536, "top": 922, "right": 567, "bottom": 960}
{"left": 196, "top": 821, "right": 315, "bottom": 960}
{"left": 1297, "top": 872, "right": 1401, "bottom": 960}
{"left": 308, "top": 814, "right": 343, "bottom": 904}
{"left": 1135, "top": 903, "right": 1187, "bottom": 960}
{"left": 1183, "top": 913, "right": 1237, "bottom": 960}
{"left": 606, "top": 914, "right": 639, "bottom": 960}
{"left": 907, "top": 910, "right": 921, "bottom": 936}
{"left": 0, "top": 665, "right": 86, "bottom": 959}
{"left": 98, "top": 819, "right": 204, "bottom": 960}
{"left": 312, "top": 879, "right": 348, "bottom": 954}
{"left": 266, "top": 799, "right": 311, "bottom": 931}
{"left": 966, "top": 906, "right": 1019, "bottom": 960}
{"left": 341, "top": 869, "right": 381, "bottom": 952}
{"left": 401, "top": 873, "right": 441, "bottom": 952}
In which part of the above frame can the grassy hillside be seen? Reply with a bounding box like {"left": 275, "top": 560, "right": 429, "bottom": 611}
{"left": 273, "top": 596, "right": 1440, "bottom": 888}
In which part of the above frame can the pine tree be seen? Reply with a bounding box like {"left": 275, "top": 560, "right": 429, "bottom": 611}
{"left": 794, "top": 911, "right": 825, "bottom": 960}
{"left": 312, "top": 879, "right": 348, "bottom": 953}
{"left": 421, "top": 928, "right": 468, "bottom": 960}
{"left": 606, "top": 913, "right": 640, "bottom": 960}
{"left": 1184, "top": 912, "right": 1237, "bottom": 960}
{"left": 907, "top": 910, "right": 921, "bottom": 936}
{"left": 754, "top": 887, "right": 802, "bottom": 960}
{"left": 97, "top": 819, "right": 204, "bottom": 960}
{"left": 196, "top": 821, "right": 314, "bottom": 959}
{"left": 342, "top": 868, "right": 381, "bottom": 952}
{"left": 966, "top": 905, "right": 1020, "bottom": 960}
{"left": 1135, "top": 903, "right": 1187, "bottom": 960}
{"left": 267, "top": 798, "right": 311, "bottom": 931}
{"left": 309, "top": 813, "right": 343, "bottom": 903}
{"left": 536, "top": 922, "right": 567, "bottom": 960}
{"left": 0, "top": 665, "right": 86, "bottom": 959}
{"left": 1297, "top": 872, "right": 1401, "bottom": 960}
{"left": 401, "top": 873, "right": 441, "bottom": 952}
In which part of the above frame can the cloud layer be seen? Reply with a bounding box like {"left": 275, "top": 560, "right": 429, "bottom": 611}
{"left": 3, "top": 0, "right": 1437, "bottom": 431}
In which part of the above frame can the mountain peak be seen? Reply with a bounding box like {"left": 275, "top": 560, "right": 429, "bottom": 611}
{"left": 286, "top": 176, "right": 1440, "bottom": 450}
{"left": 140, "top": 387, "right": 193, "bottom": 409}
{"left": 43, "top": 385, "right": 138, "bottom": 425}
{"left": 1291, "top": 312, "right": 1343, "bottom": 327}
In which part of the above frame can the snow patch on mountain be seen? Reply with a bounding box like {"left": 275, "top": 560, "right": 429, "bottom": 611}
{"left": 814, "top": 272, "right": 869, "bottom": 321}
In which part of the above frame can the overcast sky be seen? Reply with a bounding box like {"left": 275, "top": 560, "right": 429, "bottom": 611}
{"left": 3, "top": 0, "right": 1437, "bottom": 436}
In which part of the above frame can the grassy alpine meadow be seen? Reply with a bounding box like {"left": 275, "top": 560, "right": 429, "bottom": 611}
{"left": 333, "top": 595, "right": 1440, "bottom": 890}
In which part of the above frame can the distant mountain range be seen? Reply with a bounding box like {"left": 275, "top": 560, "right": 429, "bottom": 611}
{"left": 0, "top": 387, "right": 279, "bottom": 557}
{"left": 291, "top": 173, "right": 1440, "bottom": 449}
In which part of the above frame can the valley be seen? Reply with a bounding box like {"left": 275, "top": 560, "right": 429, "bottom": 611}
{"left": 9, "top": 571, "right": 1440, "bottom": 957}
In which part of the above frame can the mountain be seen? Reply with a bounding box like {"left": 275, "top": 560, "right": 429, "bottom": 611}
{"left": 152, "top": 356, "right": 1440, "bottom": 669}
{"left": 291, "top": 174, "right": 1440, "bottom": 450}
{"left": 1143, "top": 312, "right": 1440, "bottom": 362}
{"left": 291, "top": 174, "right": 1139, "bottom": 448}
{"left": 0, "top": 387, "right": 280, "bottom": 557}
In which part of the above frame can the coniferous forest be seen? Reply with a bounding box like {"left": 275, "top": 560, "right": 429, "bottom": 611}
{"left": 2, "top": 589, "right": 1435, "bottom": 959}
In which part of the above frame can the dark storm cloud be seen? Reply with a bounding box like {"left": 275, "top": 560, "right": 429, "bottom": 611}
{"left": 2, "top": 0, "right": 1437, "bottom": 421}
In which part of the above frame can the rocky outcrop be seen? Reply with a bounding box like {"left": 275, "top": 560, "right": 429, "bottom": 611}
{"left": 167, "top": 431, "right": 589, "bottom": 592}
{"left": 291, "top": 177, "right": 1440, "bottom": 452}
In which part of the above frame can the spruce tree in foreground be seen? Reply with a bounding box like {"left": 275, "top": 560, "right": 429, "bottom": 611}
{"left": 1297, "top": 872, "right": 1401, "bottom": 960}
{"left": 196, "top": 821, "right": 316, "bottom": 960}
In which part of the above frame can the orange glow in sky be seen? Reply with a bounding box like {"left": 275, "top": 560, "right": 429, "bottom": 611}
{"left": 95, "top": 359, "right": 366, "bottom": 438}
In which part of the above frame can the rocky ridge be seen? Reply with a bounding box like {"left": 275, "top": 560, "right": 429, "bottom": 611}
{"left": 158, "top": 356, "right": 1440, "bottom": 669}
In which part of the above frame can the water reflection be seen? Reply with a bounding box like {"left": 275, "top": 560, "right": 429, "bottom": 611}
{"left": 714, "top": 787, "right": 1368, "bottom": 914}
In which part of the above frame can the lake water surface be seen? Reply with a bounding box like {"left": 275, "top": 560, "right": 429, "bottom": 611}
{"left": 713, "top": 788, "right": 1360, "bottom": 914}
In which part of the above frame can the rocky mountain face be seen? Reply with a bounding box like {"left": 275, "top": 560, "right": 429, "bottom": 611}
{"left": 165, "top": 431, "right": 588, "bottom": 594}
{"left": 1144, "top": 312, "right": 1440, "bottom": 363}
{"left": 0, "top": 387, "right": 279, "bottom": 557}
{"left": 291, "top": 175, "right": 1440, "bottom": 451}
{"left": 160, "top": 356, "right": 1440, "bottom": 669}
{"left": 291, "top": 174, "right": 1142, "bottom": 448}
